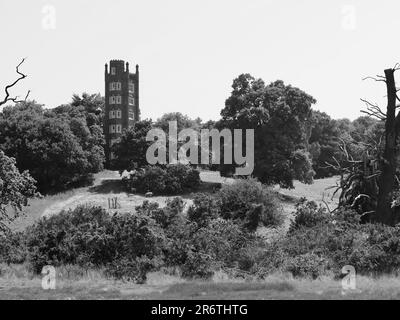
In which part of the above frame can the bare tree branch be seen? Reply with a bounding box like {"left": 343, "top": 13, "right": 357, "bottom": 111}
{"left": 362, "top": 76, "right": 387, "bottom": 83}
{"left": 0, "top": 58, "right": 30, "bottom": 107}
{"left": 360, "top": 98, "right": 386, "bottom": 120}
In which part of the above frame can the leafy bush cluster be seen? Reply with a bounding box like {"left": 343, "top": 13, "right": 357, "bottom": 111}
{"left": 5, "top": 180, "right": 400, "bottom": 282}
{"left": 215, "top": 178, "right": 284, "bottom": 230}
{"left": 23, "top": 205, "right": 165, "bottom": 282}
{"left": 0, "top": 178, "right": 285, "bottom": 282}
{"left": 255, "top": 200, "right": 400, "bottom": 279}
{"left": 123, "top": 164, "right": 201, "bottom": 195}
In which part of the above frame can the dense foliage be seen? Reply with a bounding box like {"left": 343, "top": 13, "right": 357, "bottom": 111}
{"left": 210, "top": 178, "right": 283, "bottom": 230}
{"left": 3, "top": 189, "right": 400, "bottom": 282}
{"left": 0, "top": 151, "right": 37, "bottom": 232}
{"left": 0, "top": 98, "right": 105, "bottom": 192}
{"left": 111, "top": 120, "right": 154, "bottom": 172}
{"left": 256, "top": 200, "right": 400, "bottom": 279}
{"left": 0, "top": 179, "right": 282, "bottom": 282}
{"left": 309, "top": 111, "right": 384, "bottom": 178}
{"left": 218, "top": 74, "right": 316, "bottom": 188}
{"left": 123, "top": 164, "right": 201, "bottom": 195}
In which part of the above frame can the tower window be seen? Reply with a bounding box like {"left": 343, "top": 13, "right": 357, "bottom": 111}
{"left": 109, "top": 82, "right": 121, "bottom": 91}
{"left": 109, "top": 96, "right": 115, "bottom": 104}
{"left": 129, "top": 97, "right": 135, "bottom": 106}
{"left": 109, "top": 110, "right": 115, "bottom": 119}
{"left": 116, "top": 124, "right": 122, "bottom": 133}
{"left": 129, "top": 111, "right": 135, "bottom": 120}
{"left": 116, "top": 110, "right": 122, "bottom": 118}
{"left": 111, "top": 67, "right": 116, "bottom": 75}
{"left": 116, "top": 95, "right": 122, "bottom": 104}
{"left": 129, "top": 83, "right": 134, "bottom": 93}
{"left": 109, "top": 125, "right": 115, "bottom": 133}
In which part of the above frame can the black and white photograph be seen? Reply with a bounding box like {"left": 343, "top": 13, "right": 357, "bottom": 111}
{"left": 1, "top": 0, "right": 400, "bottom": 308}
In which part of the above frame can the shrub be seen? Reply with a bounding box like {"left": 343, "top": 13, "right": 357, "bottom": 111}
{"left": 0, "top": 231, "right": 27, "bottom": 264}
{"left": 181, "top": 250, "right": 215, "bottom": 279}
{"left": 165, "top": 213, "right": 259, "bottom": 278}
{"left": 25, "top": 205, "right": 114, "bottom": 273}
{"left": 24, "top": 205, "right": 166, "bottom": 279}
{"left": 255, "top": 203, "right": 400, "bottom": 278}
{"left": 284, "top": 253, "right": 328, "bottom": 279}
{"left": 187, "top": 193, "right": 220, "bottom": 227}
{"left": 124, "top": 164, "right": 200, "bottom": 195}
{"left": 289, "top": 198, "right": 330, "bottom": 233}
{"left": 215, "top": 178, "right": 283, "bottom": 229}
{"left": 105, "top": 255, "right": 163, "bottom": 284}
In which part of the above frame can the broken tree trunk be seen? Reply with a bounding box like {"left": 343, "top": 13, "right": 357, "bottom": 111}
{"left": 376, "top": 68, "right": 397, "bottom": 225}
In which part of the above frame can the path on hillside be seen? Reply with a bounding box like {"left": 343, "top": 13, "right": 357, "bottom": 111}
{"left": 41, "top": 171, "right": 235, "bottom": 217}
{"left": 40, "top": 171, "right": 340, "bottom": 236}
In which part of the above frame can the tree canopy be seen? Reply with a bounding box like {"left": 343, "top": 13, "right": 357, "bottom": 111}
{"left": 0, "top": 97, "right": 105, "bottom": 193}
{"left": 0, "top": 151, "right": 37, "bottom": 232}
{"left": 219, "top": 74, "right": 316, "bottom": 188}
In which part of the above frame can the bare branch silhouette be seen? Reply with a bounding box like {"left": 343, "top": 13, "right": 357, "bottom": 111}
{"left": 360, "top": 98, "right": 386, "bottom": 120}
{"left": 0, "top": 58, "right": 30, "bottom": 107}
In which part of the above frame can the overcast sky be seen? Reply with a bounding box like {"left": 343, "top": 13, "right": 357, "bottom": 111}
{"left": 1, "top": 0, "right": 399, "bottom": 121}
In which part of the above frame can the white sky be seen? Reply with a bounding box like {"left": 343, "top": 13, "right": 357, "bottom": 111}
{"left": 1, "top": 0, "right": 399, "bottom": 121}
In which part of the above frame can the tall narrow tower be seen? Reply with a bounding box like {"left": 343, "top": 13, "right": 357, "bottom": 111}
{"left": 104, "top": 59, "right": 140, "bottom": 167}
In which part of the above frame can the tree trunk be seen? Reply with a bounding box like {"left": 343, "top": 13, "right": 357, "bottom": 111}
{"left": 376, "top": 69, "right": 397, "bottom": 225}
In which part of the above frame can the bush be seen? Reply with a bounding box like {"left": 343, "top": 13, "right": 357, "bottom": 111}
{"left": 289, "top": 198, "right": 330, "bottom": 233}
{"left": 255, "top": 202, "right": 400, "bottom": 278}
{"left": 124, "top": 164, "right": 200, "bottom": 195}
{"left": 24, "top": 205, "right": 166, "bottom": 278}
{"left": 105, "top": 255, "right": 163, "bottom": 284}
{"left": 187, "top": 193, "right": 220, "bottom": 227}
{"left": 284, "top": 253, "right": 328, "bottom": 279}
{"left": 215, "top": 178, "right": 283, "bottom": 229}
{"left": 178, "top": 218, "right": 259, "bottom": 278}
{"left": 181, "top": 251, "right": 215, "bottom": 279}
{"left": 15, "top": 190, "right": 400, "bottom": 281}
{"left": 0, "top": 231, "right": 27, "bottom": 264}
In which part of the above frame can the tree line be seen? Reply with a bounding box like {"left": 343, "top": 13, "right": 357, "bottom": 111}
{"left": 0, "top": 60, "right": 393, "bottom": 228}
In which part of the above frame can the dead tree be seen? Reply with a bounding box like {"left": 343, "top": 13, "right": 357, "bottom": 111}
{"left": 360, "top": 65, "right": 400, "bottom": 225}
{"left": 0, "top": 58, "right": 30, "bottom": 106}
{"left": 324, "top": 138, "right": 380, "bottom": 221}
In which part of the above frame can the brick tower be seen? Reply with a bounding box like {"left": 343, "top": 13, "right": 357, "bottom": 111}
{"left": 104, "top": 59, "right": 140, "bottom": 167}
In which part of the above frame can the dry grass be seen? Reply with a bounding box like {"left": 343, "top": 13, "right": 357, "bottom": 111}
{"left": 1, "top": 263, "right": 400, "bottom": 299}
{"left": 274, "top": 176, "right": 340, "bottom": 209}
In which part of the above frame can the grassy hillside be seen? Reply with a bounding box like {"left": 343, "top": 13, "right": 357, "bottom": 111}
{"left": 12, "top": 171, "right": 340, "bottom": 232}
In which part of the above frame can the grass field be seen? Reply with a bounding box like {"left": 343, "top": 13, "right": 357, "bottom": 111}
{"left": 0, "top": 263, "right": 399, "bottom": 300}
